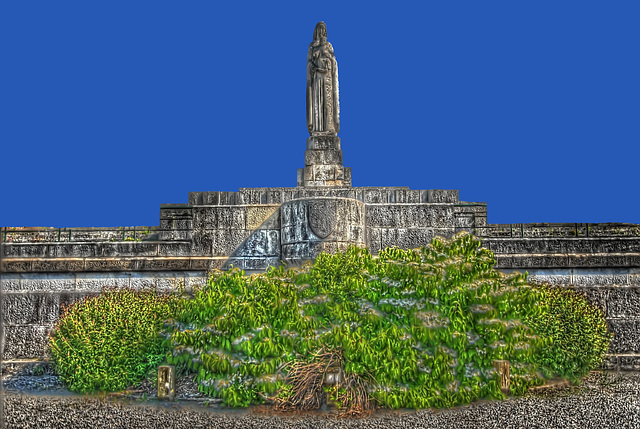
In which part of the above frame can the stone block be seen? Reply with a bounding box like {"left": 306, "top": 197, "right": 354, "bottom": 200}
{"left": 159, "top": 242, "right": 192, "bottom": 257}
{"left": 627, "top": 254, "right": 640, "bottom": 266}
{"left": 593, "top": 238, "right": 640, "bottom": 253}
{"left": 367, "top": 228, "right": 381, "bottom": 253}
{"left": 454, "top": 214, "right": 475, "bottom": 228}
{"left": 238, "top": 189, "right": 263, "bottom": 205}
{"left": 2, "top": 293, "right": 61, "bottom": 324}
{"left": 189, "top": 257, "right": 213, "bottom": 270}
{"left": 154, "top": 274, "right": 184, "bottom": 294}
{"left": 184, "top": 273, "right": 209, "bottom": 295}
{"left": 129, "top": 276, "right": 159, "bottom": 292}
{"left": 587, "top": 224, "right": 640, "bottom": 237}
{"left": 494, "top": 255, "right": 514, "bottom": 269}
{"left": 1, "top": 275, "right": 21, "bottom": 291}
{"left": 158, "top": 230, "right": 192, "bottom": 241}
{"left": 188, "top": 192, "right": 203, "bottom": 205}
{"left": 379, "top": 228, "right": 399, "bottom": 253}
{"left": 572, "top": 273, "right": 629, "bottom": 286}
{"left": 160, "top": 219, "right": 193, "bottom": 230}
{"left": 305, "top": 149, "right": 343, "bottom": 166}
{"left": 0, "top": 259, "right": 32, "bottom": 272}
{"left": 2, "top": 325, "right": 52, "bottom": 360}
{"left": 427, "top": 190, "right": 459, "bottom": 203}
{"left": 16, "top": 274, "right": 76, "bottom": 292}
{"left": 232, "top": 230, "right": 281, "bottom": 257}
{"left": 157, "top": 365, "right": 176, "bottom": 401}
{"left": 396, "top": 228, "right": 436, "bottom": 250}
{"left": 2, "top": 244, "right": 47, "bottom": 258}
{"left": 48, "top": 243, "right": 97, "bottom": 258}
{"left": 75, "top": 273, "right": 131, "bottom": 292}
{"left": 311, "top": 164, "right": 341, "bottom": 181}
{"left": 160, "top": 206, "right": 192, "bottom": 219}
{"left": 281, "top": 242, "right": 311, "bottom": 259}
{"left": 455, "top": 204, "right": 488, "bottom": 214}
{"left": 137, "top": 258, "right": 191, "bottom": 271}
{"left": 607, "top": 287, "right": 640, "bottom": 318}
{"left": 97, "top": 242, "right": 158, "bottom": 257}
{"left": 202, "top": 192, "right": 220, "bottom": 205}
{"left": 607, "top": 319, "right": 640, "bottom": 354}
{"left": 363, "top": 188, "right": 391, "bottom": 204}
{"left": 619, "top": 355, "right": 640, "bottom": 371}
{"left": 306, "top": 135, "right": 340, "bottom": 150}
{"left": 506, "top": 255, "right": 569, "bottom": 268}
{"left": 214, "top": 207, "right": 247, "bottom": 229}
{"left": 433, "top": 228, "right": 457, "bottom": 240}
{"left": 367, "top": 204, "right": 450, "bottom": 228}
{"left": 31, "top": 259, "right": 85, "bottom": 272}
{"left": 190, "top": 233, "right": 213, "bottom": 256}
{"left": 568, "top": 254, "right": 628, "bottom": 268}
{"left": 397, "top": 189, "right": 422, "bottom": 203}
{"left": 85, "top": 258, "right": 139, "bottom": 271}
{"left": 348, "top": 225, "right": 365, "bottom": 243}
{"left": 211, "top": 229, "right": 251, "bottom": 256}
{"left": 265, "top": 190, "right": 284, "bottom": 205}
{"left": 526, "top": 273, "right": 573, "bottom": 285}
{"left": 192, "top": 207, "right": 217, "bottom": 229}
{"left": 218, "top": 192, "right": 240, "bottom": 205}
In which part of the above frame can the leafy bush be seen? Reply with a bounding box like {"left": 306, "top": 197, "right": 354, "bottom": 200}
{"left": 522, "top": 281, "right": 613, "bottom": 384}
{"left": 159, "top": 232, "right": 555, "bottom": 414}
{"left": 49, "top": 286, "right": 186, "bottom": 393}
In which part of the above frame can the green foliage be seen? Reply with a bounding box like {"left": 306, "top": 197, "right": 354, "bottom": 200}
{"left": 50, "top": 231, "right": 613, "bottom": 413}
{"left": 48, "top": 286, "right": 186, "bottom": 394}
{"left": 158, "top": 232, "right": 558, "bottom": 410}
{"left": 522, "top": 281, "right": 613, "bottom": 384}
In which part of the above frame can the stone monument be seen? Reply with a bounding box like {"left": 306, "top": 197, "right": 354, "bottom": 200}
{"left": 167, "top": 22, "right": 481, "bottom": 272}
{"left": 300, "top": 21, "right": 350, "bottom": 188}
{"left": 4, "top": 22, "right": 637, "bottom": 373}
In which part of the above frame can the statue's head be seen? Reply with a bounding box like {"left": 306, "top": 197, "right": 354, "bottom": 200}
{"left": 313, "top": 22, "right": 327, "bottom": 41}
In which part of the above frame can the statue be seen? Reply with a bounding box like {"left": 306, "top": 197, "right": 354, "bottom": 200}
{"left": 307, "top": 22, "right": 340, "bottom": 136}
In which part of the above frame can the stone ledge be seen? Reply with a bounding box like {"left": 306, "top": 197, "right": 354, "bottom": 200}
{"left": 1, "top": 257, "right": 232, "bottom": 273}
{"left": 494, "top": 253, "right": 640, "bottom": 269}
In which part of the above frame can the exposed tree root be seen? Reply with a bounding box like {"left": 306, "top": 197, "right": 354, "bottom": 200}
{"left": 270, "top": 345, "right": 379, "bottom": 418}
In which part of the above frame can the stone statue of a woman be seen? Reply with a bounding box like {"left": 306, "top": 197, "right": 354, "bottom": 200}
{"left": 307, "top": 22, "right": 340, "bottom": 136}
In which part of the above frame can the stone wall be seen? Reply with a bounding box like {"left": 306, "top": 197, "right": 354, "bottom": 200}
{"left": 2, "top": 194, "right": 639, "bottom": 374}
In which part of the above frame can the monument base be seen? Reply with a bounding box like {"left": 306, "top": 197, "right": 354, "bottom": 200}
{"left": 298, "top": 136, "right": 351, "bottom": 187}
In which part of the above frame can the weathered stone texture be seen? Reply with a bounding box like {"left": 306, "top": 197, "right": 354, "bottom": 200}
{"left": 568, "top": 254, "right": 629, "bottom": 267}
{"left": 2, "top": 244, "right": 47, "bottom": 258}
{"left": 31, "top": 259, "right": 84, "bottom": 272}
{"left": 1, "top": 259, "right": 33, "bottom": 272}
{"left": 608, "top": 288, "right": 640, "bottom": 318}
{"left": 608, "top": 320, "right": 640, "bottom": 354}
{"left": 232, "top": 230, "right": 280, "bottom": 257}
{"left": 366, "top": 204, "right": 455, "bottom": 228}
{"left": 426, "top": 189, "right": 459, "bottom": 203}
{"left": 618, "top": 355, "right": 640, "bottom": 371}
{"left": 246, "top": 206, "right": 280, "bottom": 230}
{"left": 84, "top": 258, "right": 137, "bottom": 271}
{"left": 2, "top": 325, "right": 54, "bottom": 360}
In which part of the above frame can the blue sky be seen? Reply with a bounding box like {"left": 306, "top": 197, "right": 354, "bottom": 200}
{"left": 2, "top": 1, "right": 639, "bottom": 228}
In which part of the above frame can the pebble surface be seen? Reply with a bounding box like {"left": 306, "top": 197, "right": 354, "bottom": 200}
{"left": 2, "top": 371, "right": 640, "bottom": 428}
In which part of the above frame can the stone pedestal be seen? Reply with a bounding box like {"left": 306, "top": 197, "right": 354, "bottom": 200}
{"left": 297, "top": 136, "right": 351, "bottom": 187}
{"left": 280, "top": 197, "right": 366, "bottom": 266}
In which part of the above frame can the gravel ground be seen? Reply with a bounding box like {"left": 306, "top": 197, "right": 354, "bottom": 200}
{"left": 2, "top": 371, "right": 640, "bottom": 428}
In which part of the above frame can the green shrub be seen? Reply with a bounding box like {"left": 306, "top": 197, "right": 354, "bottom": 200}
{"left": 159, "top": 232, "right": 554, "bottom": 413}
{"left": 523, "top": 281, "right": 614, "bottom": 384}
{"left": 49, "top": 286, "right": 186, "bottom": 394}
